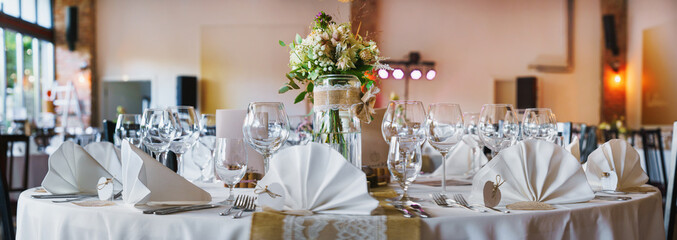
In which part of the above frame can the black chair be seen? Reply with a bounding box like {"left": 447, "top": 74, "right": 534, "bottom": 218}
{"left": 640, "top": 128, "right": 667, "bottom": 196}
{"left": 579, "top": 125, "right": 597, "bottom": 164}
{"left": 0, "top": 135, "right": 30, "bottom": 218}
{"left": 0, "top": 164, "right": 15, "bottom": 240}
{"left": 602, "top": 128, "right": 619, "bottom": 142}
{"left": 665, "top": 122, "right": 677, "bottom": 239}
{"left": 102, "top": 119, "right": 117, "bottom": 143}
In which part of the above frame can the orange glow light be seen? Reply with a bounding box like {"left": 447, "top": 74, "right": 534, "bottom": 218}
{"left": 614, "top": 75, "right": 621, "bottom": 83}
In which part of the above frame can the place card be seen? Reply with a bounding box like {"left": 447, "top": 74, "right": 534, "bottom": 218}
{"left": 97, "top": 177, "right": 115, "bottom": 201}
{"left": 256, "top": 182, "right": 285, "bottom": 211}
{"left": 482, "top": 175, "right": 504, "bottom": 207}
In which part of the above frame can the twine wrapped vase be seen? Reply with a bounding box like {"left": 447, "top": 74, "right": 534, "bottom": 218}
{"left": 313, "top": 74, "right": 363, "bottom": 168}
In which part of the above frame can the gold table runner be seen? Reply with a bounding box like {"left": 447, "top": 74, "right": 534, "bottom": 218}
{"left": 250, "top": 187, "right": 420, "bottom": 240}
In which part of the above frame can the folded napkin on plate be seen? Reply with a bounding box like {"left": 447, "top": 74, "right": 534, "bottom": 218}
{"left": 84, "top": 142, "right": 122, "bottom": 178}
{"left": 120, "top": 140, "right": 211, "bottom": 206}
{"left": 430, "top": 135, "right": 487, "bottom": 177}
{"left": 469, "top": 139, "right": 594, "bottom": 207}
{"left": 565, "top": 136, "right": 581, "bottom": 162}
{"left": 42, "top": 141, "right": 121, "bottom": 194}
{"left": 257, "top": 142, "right": 379, "bottom": 215}
{"left": 583, "top": 139, "right": 648, "bottom": 191}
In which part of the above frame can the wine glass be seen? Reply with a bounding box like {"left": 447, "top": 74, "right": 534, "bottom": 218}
{"left": 382, "top": 100, "right": 427, "bottom": 144}
{"left": 285, "top": 115, "right": 313, "bottom": 146}
{"left": 463, "top": 112, "right": 484, "bottom": 172}
{"left": 425, "top": 103, "right": 464, "bottom": 193}
{"left": 115, "top": 114, "right": 142, "bottom": 148}
{"left": 521, "top": 108, "right": 558, "bottom": 142}
{"left": 197, "top": 114, "right": 217, "bottom": 182}
{"left": 478, "top": 104, "right": 520, "bottom": 158}
{"left": 387, "top": 136, "right": 422, "bottom": 204}
{"left": 168, "top": 106, "right": 201, "bottom": 177}
{"left": 141, "top": 108, "right": 178, "bottom": 161}
{"left": 214, "top": 138, "right": 248, "bottom": 204}
{"left": 242, "top": 102, "right": 290, "bottom": 174}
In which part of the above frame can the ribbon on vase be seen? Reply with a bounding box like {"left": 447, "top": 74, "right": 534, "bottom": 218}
{"left": 353, "top": 86, "right": 380, "bottom": 124}
{"left": 313, "top": 84, "right": 380, "bottom": 124}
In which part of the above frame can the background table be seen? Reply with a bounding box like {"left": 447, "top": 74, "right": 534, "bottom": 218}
{"left": 17, "top": 182, "right": 664, "bottom": 240}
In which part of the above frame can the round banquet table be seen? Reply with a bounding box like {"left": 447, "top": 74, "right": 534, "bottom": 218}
{"left": 17, "top": 182, "right": 664, "bottom": 240}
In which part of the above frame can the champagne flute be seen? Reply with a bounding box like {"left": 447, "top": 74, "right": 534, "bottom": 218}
{"left": 478, "top": 104, "right": 520, "bottom": 158}
{"left": 387, "top": 136, "right": 422, "bottom": 204}
{"left": 214, "top": 138, "right": 248, "bottom": 204}
{"left": 242, "top": 102, "right": 290, "bottom": 174}
{"left": 198, "top": 114, "right": 217, "bottom": 182}
{"left": 425, "top": 103, "right": 464, "bottom": 193}
{"left": 168, "top": 106, "right": 201, "bottom": 177}
{"left": 521, "top": 108, "right": 558, "bottom": 142}
{"left": 115, "top": 114, "right": 142, "bottom": 148}
{"left": 141, "top": 108, "right": 178, "bottom": 161}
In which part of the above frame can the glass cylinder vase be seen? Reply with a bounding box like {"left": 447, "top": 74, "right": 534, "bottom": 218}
{"left": 313, "top": 74, "right": 362, "bottom": 169}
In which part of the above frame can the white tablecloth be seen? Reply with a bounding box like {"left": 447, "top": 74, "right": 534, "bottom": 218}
{"left": 17, "top": 182, "right": 664, "bottom": 240}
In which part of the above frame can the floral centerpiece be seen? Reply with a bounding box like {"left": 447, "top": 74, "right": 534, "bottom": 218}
{"left": 279, "top": 12, "right": 388, "bottom": 167}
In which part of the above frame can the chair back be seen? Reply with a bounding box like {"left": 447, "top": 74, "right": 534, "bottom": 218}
{"left": 665, "top": 122, "right": 677, "bottom": 239}
{"left": 641, "top": 128, "right": 667, "bottom": 195}
{"left": 557, "top": 122, "right": 573, "bottom": 146}
{"left": 0, "top": 135, "right": 30, "bottom": 193}
{"left": 579, "top": 125, "right": 597, "bottom": 163}
{"left": 602, "top": 128, "right": 619, "bottom": 142}
{"left": 0, "top": 162, "right": 15, "bottom": 240}
{"left": 102, "top": 120, "right": 117, "bottom": 144}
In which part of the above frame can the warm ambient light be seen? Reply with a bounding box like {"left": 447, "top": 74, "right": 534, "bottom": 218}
{"left": 392, "top": 69, "right": 404, "bottom": 80}
{"left": 426, "top": 69, "right": 436, "bottom": 80}
{"left": 377, "top": 69, "right": 389, "bottom": 79}
{"left": 410, "top": 69, "right": 422, "bottom": 80}
{"left": 614, "top": 75, "right": 621, "bottom": 83}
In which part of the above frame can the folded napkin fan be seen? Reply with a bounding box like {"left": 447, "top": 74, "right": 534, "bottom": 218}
{"left": 584, "top": 139, "right": 648, "bottom": 191}
{"left": 120, "top": 140, "right": 211, "bottom": 206}
{"left": 565, "top": 136, "right": 581, "bottom": 162}
{"left": 42, "top": 141, "right": 121, "bottom": 194}
{"left": 469, "top": 139, "right": 594, "bottom": 207}
{"left": 84, "top": 142, "right": 122, "bottom": 179}
{"left": 257, "top": 142, "right": 379, "bottom": 215}
{"left": 431, "top": 135, "right": 487, "bottom": 177}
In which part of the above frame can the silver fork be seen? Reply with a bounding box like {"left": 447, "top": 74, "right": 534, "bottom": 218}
{"left": 431, "top": 193, "right": 450, "bottom": 207}
{"left": 232, "top": 196, "right": 256, "bottom": 219}
{"left": 220, "top": 195, "right": 241, "bottom": 216}
{"left": 453, "top": 194, "right": 487, "bottom": 213}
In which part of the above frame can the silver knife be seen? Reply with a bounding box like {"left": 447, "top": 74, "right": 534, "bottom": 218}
{"left": 392, "top": 204, "right": 414, "bottom": 218}
{"left": 142, "top": 206, "right": 185, "bottom": 214}
{"left": 32, "top": 194, "right": 98, "bottom": 199}
{"left": 154, "top": 204, "right": 219, "bottom": 215}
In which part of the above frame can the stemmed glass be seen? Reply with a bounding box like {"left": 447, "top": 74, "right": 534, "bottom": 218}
{"left": 387, "top": 136, "right": 423, "bottom": 204}
{"left": 115, "top": 114, "right": 143, "bottom": 148}
{"left": 168, "top": 106, "right": 201, "bottom": 177}
{"left": 197, "top": 114, "right": 217, "bottom": 182}
{"left": 141, "top": 108, "right": 178, "bottom": 161}
{"left": 242, "top": 102, "right": 290, "bottom": 174}
{"left": 425, "top": 103, "right": 464, "bottom": 193}
{"left": 285, "top": 115, "right": 313, "bottom": 146}
{"left": 521, "top": 108, "right": 558, "bottom": 142}
{"left": 463, "top": 112, "right": 484, "bottom": 172}
{"left": 214, "top": 138, "right": 248, "bottom": 204}
{"left": 478, "top": 104, "right": 520, "bottom": 158}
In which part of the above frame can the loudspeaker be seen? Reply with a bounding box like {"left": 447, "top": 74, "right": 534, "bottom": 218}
{"left": 516, "top": 76, "right": 537, "bottom": 109}
{"left": 603, "top": 14, "right": 619, "bottom": 56}
{"left": 65, "top": 6, "right": 78, "bottom": 51}
{"left": 176, "top": 76, "right": 198, "bottom": 109}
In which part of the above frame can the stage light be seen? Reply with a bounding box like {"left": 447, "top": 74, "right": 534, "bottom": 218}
{"left": 378, "top": 69, "right": 389, "bottom": 79}
{"left": 410, "top": 69, "right": 422, "bottom": 80}
{"left": 426, "top": 69, "right": 436, "bottom": 80}
{"left": 393, "top": 69, "right": 404, "bottom": 80}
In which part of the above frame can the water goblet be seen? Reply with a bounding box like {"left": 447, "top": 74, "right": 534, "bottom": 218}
{"left": 285, "top": 115, "right": 313, "bottom": 147}
{"left": 141, "top": 108, "right": 178, "bottom": 161}
{"left": 382, "top": 100, "right": 427, "bottom": 144}
{"left": 425, "top": 103, "right": 464, "bottom": 193}
{"left": 214, "top": 138, "right": 248, "bottom": 204}
{"left": 242, "top": 102, "right": 290, "bottom": 174}
{"left": 115, "top": 114, "right": 142, "bottom": 148}
{"left": 478, "top": 104, "right": 520, "bottom": 158}
{"left": 521, "top": 108, "right": 558, "bottom": 142}
{"left": 387, "top": 136, "right": 423, "bottom": 204}
{"left": 197, "top": 114, "right": 217, "bottom": 182}
{"left": 168, "top": 106, "right": 201, "bottom": 177}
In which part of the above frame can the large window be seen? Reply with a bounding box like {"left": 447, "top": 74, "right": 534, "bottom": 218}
{"left": 0, "top": 0, "right": 54, "bottom": 127}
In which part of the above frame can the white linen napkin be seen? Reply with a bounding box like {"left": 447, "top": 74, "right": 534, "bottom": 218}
{"left": 583, "top": 139, "right": 649, "bottom": 191}
{"left": 257, "top": 142, "right": 379, "bottom": 215}
{"left": 84, "top": 142, "right": 122, "bottom": 179}
{"left": 42, "top": 141, "right": 121, "bottom": 194}
{"left": 431, "top": 135, "right": 487, "bottom": 177}
{"left": 565, "top": 136, "right": 580, "bottom": 162}
{"left": 120, "top": 140, "right": 211, "bottom": 206}
{"left": 469, "top": 139, "right": 594, "bottom": 206}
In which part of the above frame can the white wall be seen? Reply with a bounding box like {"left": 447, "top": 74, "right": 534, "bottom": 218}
{"left": 377, "top": 0, "right": 602, "bottom": 124}
{"left": 627, "top": 0, "right": 677, "bottom": 128}
{"left": 96, "top": 0, "right": 350, "bottom": 116}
